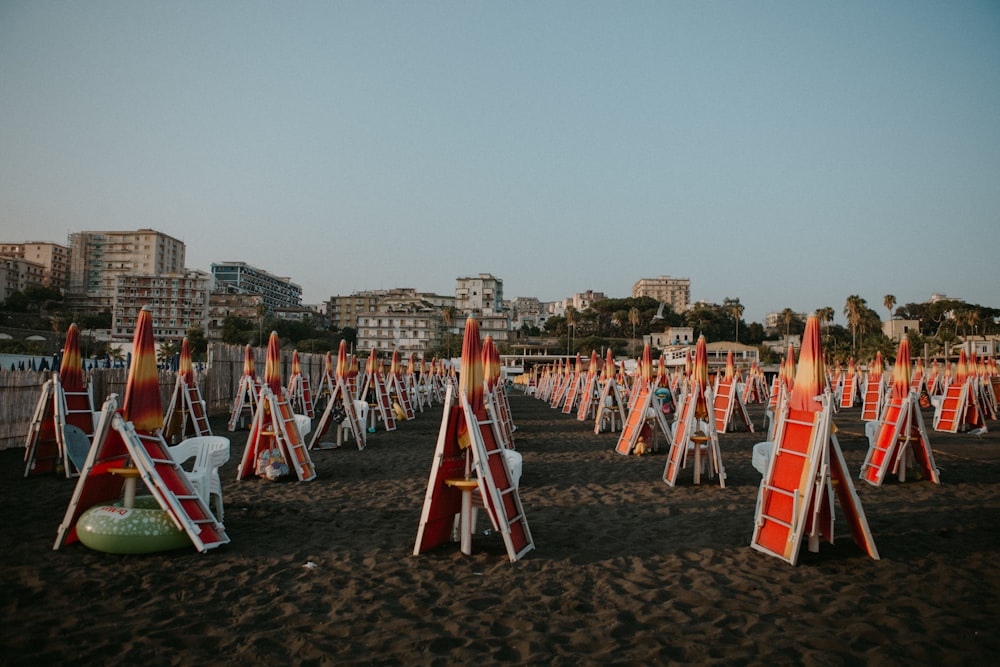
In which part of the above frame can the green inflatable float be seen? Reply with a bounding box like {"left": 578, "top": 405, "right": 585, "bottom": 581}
{"left": 76, "top": 496, "right": 191, "bottom": 554}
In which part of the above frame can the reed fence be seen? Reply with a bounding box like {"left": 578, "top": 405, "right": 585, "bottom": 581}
{"left": 0, "top": 343, "right": 330, "bottom": 451}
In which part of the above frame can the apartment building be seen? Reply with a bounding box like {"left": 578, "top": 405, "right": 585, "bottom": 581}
{"left": 67, "top": 229, "right": 185, "bottom": 311}
{"left": 632, "top": 276, "right": 691, "bottom": 313}
{"left": 112, "top": 270, "right": 211, "bottom": 340}
{"left": 210, "top": 261, "right": 302, "bottom": 312}
{"left": 455, "top": 273, "right": 504, "bottom": 314}
{"left": 0, "top": 241, "right": 69, "bottom": 291}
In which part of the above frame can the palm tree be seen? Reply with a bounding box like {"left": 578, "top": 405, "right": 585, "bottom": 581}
{"left": 883, "top": 294, "right": 896, "bottom": 321}
{"left": 726, "top": 298, "right": 744, "bottom": 342}
{"left": 844, "top": 295, "right": 865, "bottom": 356}
{"left": 628, "top": 307, "right": 640, "bottom": 356}
{"left": 255, "top": 300, "right": 267, "bottom": 346}
{"left": 565, "top": 306, "right": 578, "bottom": 354}
{"left": 817, "top": 306, "right": 835, "bottom": 344}
{"left": 780, "top": 308, "right": 795, "bottom": 338}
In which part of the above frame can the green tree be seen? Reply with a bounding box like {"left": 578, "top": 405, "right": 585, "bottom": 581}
{"left": 724, "top": 297, "right": 744, "bottom": 343}
{"left": 186, "top": 325, "right": 208, "bottom": 361}
{"left": 628, "top": 307, "right": 640, "bottom": 355}
{"left": 883, "top": 294, "right": 896, "bottom": 321}
{"left": 844, "top": 295, "right": 865, "bottom": 355}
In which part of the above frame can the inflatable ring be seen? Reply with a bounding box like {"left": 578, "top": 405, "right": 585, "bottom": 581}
{"left": 76, "top": 496, "right": 191, "bottom": 554}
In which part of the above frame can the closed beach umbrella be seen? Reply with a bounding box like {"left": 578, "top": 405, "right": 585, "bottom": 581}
{"left": 724, "top": 350, "right": 735, "bottom": 381}
{"left": 458, "top": 317, "right": 485, "bottom": 414}
{"left": 483, "top": 336, "right": 502, "bottom": 390}
{"left": 783, "top": 344, "right": 797, "bottom": 392}
{"left": 178, "top": 338, "right": 194, "bottom": 384}
{"left": 641, "top": 344, "right": 653, "bottom": 387}
{"left": 891, "top": 338, "right": 912, "bottom": 401}
{"left": 954, "top": 350, "right": 968, "bottom": 385}
{"left": 59, "top": 323, "right": 84, "bottom": 393}
{"left": 243, "top": 344, "right": 257, "bottom": 380}
{"left": 121, "top": 306, "right": 163, "bottom": 434}
{"left": 788, "top": 314, "right": 825, "bottom": 413}
{"left": 264, "top": 331, "right": 283, "bottom": 395}
{"left": 390, "top": 349, "right": 401, "bottom": 378}
{"left": 692, "top": 335, "right": 710, "bottom": 419}
{"left": 289, "top": 349, "right": 303, "bottom": 388}
{"left": 323, "top": 351, "right": 334, "bottom": 380}
{"left": 692, "top": 336, "right": 709, "bottom": 389}
{"left": 871, "top": 352, "right": 884, "bottom": 380}
{"left": 336, "top": 340, "right": 349, "bottom": 379}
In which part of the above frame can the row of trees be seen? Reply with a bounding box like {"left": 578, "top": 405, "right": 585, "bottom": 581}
{"left": 4, "top": 286, "right": 997, "bottom": 366}
{"left": 539, "top": 294, "right": 998, "bottom": 365}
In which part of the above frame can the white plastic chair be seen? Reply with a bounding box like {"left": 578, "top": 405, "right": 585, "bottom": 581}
{"left": 864, "top": 421, "right": 880, "bottom": 450}
{"left": 343, "top": 400, "right": 369, "bottom": 442}
{"left": 169, "top": 435, "right": 231, "bottom": 522}
{"left": 294, "top": 414, "right": 312, "bottom": 438}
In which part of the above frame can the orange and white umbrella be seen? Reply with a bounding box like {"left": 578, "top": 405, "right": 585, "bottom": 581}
{"left": 955, "top": 350, "right": 968, "bottom": 385}
{"left": 724, "top": 350, "right": 735, "bottom": 381}
{"left": 323, "top": 350, "right": 334, "bottom": 380}
{"left": 242, "top": 344, "right": 257, "bottom": 379}
{"left": 484, "top": 336, "right": 502, "bottom": 390}
{"left": 121, "top": 306, "right": 163, "bottom": 434}
{"left": 656, "top": 353, "right": 668, "bottom": 387}
{"left": 290, "top": 349, "right": 303, "bottom": 381}
{"left": 692, "top": 335, "right": 710, "bottom": 389}
{"left": 692, "top": 335, "right": 710, "bottom": 419}
{"left": 638, "top": 345, "right": 652, "bottom": 386}
{"left": 788, "top": 314, "right": 825, "bottom": 413}
{"left": 782, "top": 344, "right": 797, "bottom": 392}
{"left": 458, "top": 317, "right": 485, "bottom": 413}
{"left": 871, "top": 352, "right": 884, "bottom": 379}
{"left": 891, "top": 338, "right": 912, "bottom": 401}
{"left": 178, "top": 337, "right": 194, "bottom": 384}
{"left": 59, "top": 323, "right": 84, "bottom": 393}
{"left": 264, "top": 331, "right": 283, "bottom": 395}
{"left": 336, "top": 340, "right": 349, "bottom": 379}
{"left": 390, "top": 349, "right": 402, "bottom": 378}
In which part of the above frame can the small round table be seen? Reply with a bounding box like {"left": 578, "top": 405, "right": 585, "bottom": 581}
{"left": 689, "top": 435, "right": 709, "bottom": 485}
{"left": 444, "top": 477, "right": 480, "bottom": 555}
{"left": 107, "top": 467, "right": 142, "bottom": 509}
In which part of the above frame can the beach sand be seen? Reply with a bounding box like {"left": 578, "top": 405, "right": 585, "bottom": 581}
{"left": 3, "top": 393, "right": 1000, "bottom": 665}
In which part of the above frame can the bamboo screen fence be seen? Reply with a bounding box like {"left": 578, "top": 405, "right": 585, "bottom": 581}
{"left": 0, "top": 343, "right": 329, "bottom": 451}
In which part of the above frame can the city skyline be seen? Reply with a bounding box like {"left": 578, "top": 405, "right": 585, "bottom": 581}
{"left": 2, "top": 2, "right": 998, "bottom": 325}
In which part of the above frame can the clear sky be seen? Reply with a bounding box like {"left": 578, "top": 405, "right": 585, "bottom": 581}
{"left": 2, "top": 1, "right": 998, "bottom": 325}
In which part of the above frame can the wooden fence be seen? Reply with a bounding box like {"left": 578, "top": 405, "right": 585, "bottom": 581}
{"left": 0, "top": 343, "right": 330, "bottom": 451}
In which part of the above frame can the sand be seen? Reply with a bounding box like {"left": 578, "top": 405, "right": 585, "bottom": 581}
{"left": 3, "top": 392, "right": 1000, "bottom": 665}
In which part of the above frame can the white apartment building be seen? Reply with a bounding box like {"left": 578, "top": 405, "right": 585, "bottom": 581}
{"left": 455, "top": 273, "right": 504, "bottom": 314}
{"left": 112, "top": 270, "right": 211, "bottom": 340}
{"left": 0, "top": 241, "right": 68, "bottom": 291}
{"left": 0, "top": 256, "right": 47, "bottom": 302}
{"left": 210, "top": 261, "right": 302, "bottom": 312}
{"left": 67, "top": 229, "right": 186, "bottom": 311}
{"left": 632, "top": 276, "right": 690, "bottom": 313}
{"left": 356, "top": 308, "right": 443, "bottom": 354}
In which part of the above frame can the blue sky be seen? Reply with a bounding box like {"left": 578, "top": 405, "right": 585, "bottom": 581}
{"left": 2, "top": 1, "right": 998, "bottom": 325}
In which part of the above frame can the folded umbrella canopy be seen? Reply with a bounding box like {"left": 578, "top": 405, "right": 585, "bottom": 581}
{"left": 788, "top": 314, "right": 825, "bottom": 413}
{"left": 121, "top": 306, "right": 164, "bottom": 434}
